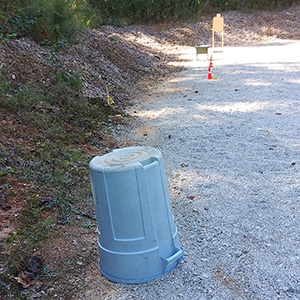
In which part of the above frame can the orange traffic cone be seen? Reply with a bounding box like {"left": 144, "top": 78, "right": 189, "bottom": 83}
{"left": 207, "top": 67, "right": 213, "bottom": 80}
{"left": 209, "top": 56, "right": 214, "bottom": 69}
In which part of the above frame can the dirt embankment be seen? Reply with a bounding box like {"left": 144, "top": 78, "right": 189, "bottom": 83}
{"left": 1, "top": 5, "right": 300, "bottom": 108}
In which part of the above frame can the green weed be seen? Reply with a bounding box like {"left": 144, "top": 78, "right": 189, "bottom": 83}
{"left": 83, "top": 220, "right": 96, "bottom": 229}
{"left": 6, "top": 233, "right": 15, "bottom": 243}
{"left": 0, "top": 32, "right": 17, "bottom": 42}
{"left": 36, "top": 265, "right": 57, "bottom": 279}
{"left": 108, "top": 34, "right": 118, "bottom": 41}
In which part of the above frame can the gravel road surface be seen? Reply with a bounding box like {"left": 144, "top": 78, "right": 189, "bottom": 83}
{"left": 81, "top": 41, "right": 300, "bottom": 300}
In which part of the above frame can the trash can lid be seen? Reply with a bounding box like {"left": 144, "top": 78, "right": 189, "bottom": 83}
{"left": 89, "top": 146, "right": 162, "bottom": 171}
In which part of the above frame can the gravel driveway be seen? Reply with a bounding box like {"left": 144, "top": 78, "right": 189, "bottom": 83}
{"left": 82, "top": 41, "right": 300, "bottom": 300}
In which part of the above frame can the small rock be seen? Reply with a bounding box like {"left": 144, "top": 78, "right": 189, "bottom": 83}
{"left": 113, "top": 114, "right": 123, "bottom": 122}
{"left": 39, "top": 196, "right": 53, "bottom": 206}
{"left": 57, "top": 215, "right": 68, "bottom": 225}
{"left": 1, "top": 202, "right": 11, "bottom": 210}
{"left": 30, "top": 292, "right": 43, "bottom": 299}
{"left": 89, "top": 213, "right": 97, "bottom": 220}
{"left": 28, "top": 251, "right": 43, "bottom": 275}
{"left": 85, "top": 291, "right": 92, "bottom": 297}
{"left": 47, "top": 287, "right": 55, "bottom": 295}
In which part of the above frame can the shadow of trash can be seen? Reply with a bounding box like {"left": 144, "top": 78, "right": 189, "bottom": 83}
{"left": 89, "top": 146, "right": 183, "bottom": 283}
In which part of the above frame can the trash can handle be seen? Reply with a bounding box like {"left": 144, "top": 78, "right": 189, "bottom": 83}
{"left": 162, "top": 248, "right": 183, "bottom": 269}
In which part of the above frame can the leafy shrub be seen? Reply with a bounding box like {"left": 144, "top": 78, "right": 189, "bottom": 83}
{"left": 72, "top": 0, "right": 102, "bottom": 28}
{"left": 1, "top": 0, "right": 298, "bottom": 37}
{"left": 0, "top": 0, "right": 82, "bottom": 43}
{"left": 24, "top": 0, "right": 80, "bottom": 42}
{"left": 87, "top": 0, "right": 299, "bottom": 25}
{"left": 88, "top": 0, "right": 204, "bottom": 25}
{"left": 205, "top": 0, "right": 299, "bottom": 10}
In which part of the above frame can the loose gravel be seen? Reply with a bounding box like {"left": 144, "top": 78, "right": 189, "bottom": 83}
{"left": 80, "top": 41, "right": 300, "bottom": 300}
{"left": 118, "top": 42, "right": 300, "bottom": 300}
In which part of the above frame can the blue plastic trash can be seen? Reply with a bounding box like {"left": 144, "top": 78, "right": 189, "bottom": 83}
{"left": 89, "top": 146, "right": 183, "bottom": 283}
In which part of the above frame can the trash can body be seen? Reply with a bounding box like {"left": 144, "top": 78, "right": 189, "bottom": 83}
{"left": 89, "top": 146, "right": 183, "bottom": 283}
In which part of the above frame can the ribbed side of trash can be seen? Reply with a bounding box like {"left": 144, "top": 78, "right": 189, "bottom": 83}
{"left": 89, "top": 146, "right": 183, "bottom": 283}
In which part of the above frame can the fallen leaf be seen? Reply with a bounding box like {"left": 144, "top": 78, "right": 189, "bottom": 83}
{"left": 14, "top": 272, "right": 31, "bottom": 288}
{"left": 187, "top": 195, "right": 195, "bottom": 200}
